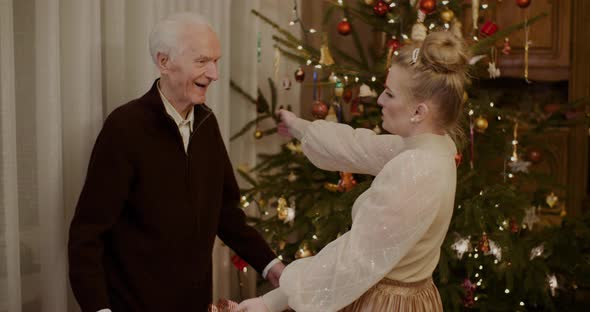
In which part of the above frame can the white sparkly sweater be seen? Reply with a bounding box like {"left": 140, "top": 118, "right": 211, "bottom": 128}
{"left": 262, "top": 119, "right": 457, "bottom": 312}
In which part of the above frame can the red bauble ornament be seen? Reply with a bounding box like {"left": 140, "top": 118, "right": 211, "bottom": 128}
{"left": 543, "top": 103, "right": 561, "bottom": 115}
{"left": 455, "top": 153, "right": 463, "bottom": 167}
{"left": 478, "top": 232, "right": 490, "bottom": 253}
{"left": 312, "top": 100, "right": 329, "bottom": 119}
{"left": 516, "top": 0, "right": 531, "bottom": 9}
{"left": 231, "top": 255, "right": 248, "bottom": 271}
{"left": 294, "top": 67, "right": 305, "bottom": 82}
{"left": 480, "top": 20, "right": 499, "bottom": 37}
{"left": 419, "top": 0, "right": 437, "bottom": 15}
{"left": 509, "top": 218, "right": 519, "bottom": 233}
{"left": 386, "top": 38, "right": 401, "bottom": 52}
{"left": 526, "top": 147, "right": 543, "bottom": 164}
{"left": 337, "top": 18, "right": 352, "bottom": 36}
{"left": 373, "top": 0, "right": 389, "bottom": 17}
{"left": 343, "top": 88, "right": 353, "bottom": 102}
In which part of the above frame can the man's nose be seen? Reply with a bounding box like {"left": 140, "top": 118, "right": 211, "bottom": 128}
{"left": 205, "top": 62, "right": 219, "bottom": 81}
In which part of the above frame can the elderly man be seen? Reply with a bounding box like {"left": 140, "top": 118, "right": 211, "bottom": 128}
{"left": 68, "top": 12, "right": 284, "bottom": 312}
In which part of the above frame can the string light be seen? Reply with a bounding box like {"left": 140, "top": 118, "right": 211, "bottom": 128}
{"left": 314, "top": 64, "right": 322, "bottom": 69}
{"left": 309, "top": 28, "right": 317, "bottom": 34}
{"left": 474, "top": 253, "right": 479, "bottom": 259}
{"left": 494, "top": 259, "right": 499, "bottom": 264}
{"left": 278, "top": 255, "right": 284, "bottom": 260}
{"left": 475, "top": 273, "right": 479, "bottom": 278}
{"left": 497, "top": 116, "right": 502, "bottom": 120}
{"left": 474, "top": 296, "right": 479, "bottom": 301}
{"left": 402, "top": 34, "right": 409, "bottom": 40}
{"left": 520, "top": 302, "right": 525, "bottom": 306}
{"left": 473, "top": 36, "right": 479, "bottom": 41}
{"left": 490, "top": 102, "right": 495, "bottom": 107}
{"left": 429, "top": 23, "right": 436, "bottom": 30}
{"left": 242, "top": 267, "right": 248, "bottom": 273}
{"left": 444, "top": 23, "right": 450, "bottom": 29}
{"left": 388, "top": 19, "right": 395, "bottom": 24}
{"left": 371, "top": 76, "right": 376, "bottom": 82}
{"left": 312, "top": 234, "right": 318, "bottom": 240}
{"left": 479, "top": 265, "right": 483, "bottom": 270}
{"left": 482, "top": 4, "right": 489, "bottom": 9}
{"left": 469, "top": 109, "right": 474, "bottom": 116}
{"left": 505, "top": 288, "right": 510, "bottom": 294}
{"left": 297, "top": 45, "right": 303, "bottom": 50}
{"left": 306, "top": 59, "right": 312, "bottom": 65}
{"left": 442, "top": 0, "right": 450, "bottom": 4}
{"left": 337, "top": 0, "right": 343, "bottom": 5}
{"left": 389, "top": 2, "right": 396, "bottom": 8}
{"left": 355, "top": 77, "right": 359, "bottom": 82}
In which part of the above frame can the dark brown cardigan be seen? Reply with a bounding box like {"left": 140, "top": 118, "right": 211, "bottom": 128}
{"left": 68, "top": 80, "right": 276, "bottom": 312}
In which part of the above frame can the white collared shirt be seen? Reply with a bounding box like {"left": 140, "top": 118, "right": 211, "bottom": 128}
{"left": 157, "top": 84, "right": 194, "bottom": 153}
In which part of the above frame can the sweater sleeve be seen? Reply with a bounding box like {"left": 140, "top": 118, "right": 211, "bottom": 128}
{"left": 270, "top": 151, "right": 443, "bottom": 312}
{"left": 214, "top": 116, "right": 277, "bottom": 274}
{"left": 68, "top": 112, "right": 134, "bottom": 312}
{"left": 300, "top": 120, "right": 407, "bottom": 176}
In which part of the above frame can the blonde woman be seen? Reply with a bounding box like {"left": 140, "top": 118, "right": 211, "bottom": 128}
{"left": 238, "top": 30, "right": 470, "bottom": 312}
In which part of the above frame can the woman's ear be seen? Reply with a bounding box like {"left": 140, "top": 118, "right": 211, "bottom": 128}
{"left": 411, "top": 102, "right": 430, "bottom": 123}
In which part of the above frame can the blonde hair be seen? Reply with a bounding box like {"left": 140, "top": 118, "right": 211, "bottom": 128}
{"left": 393, "top": 31, "right": 470, "bottom": 143}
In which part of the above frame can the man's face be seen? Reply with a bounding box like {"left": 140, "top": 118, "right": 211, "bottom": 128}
{"left": 163, "top": 26, "right": 221, "bottom": 105}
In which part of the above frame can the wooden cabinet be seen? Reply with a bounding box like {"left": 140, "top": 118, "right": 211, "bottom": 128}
{"left": 462, "top": 0, "right": 571, "bottom": 81}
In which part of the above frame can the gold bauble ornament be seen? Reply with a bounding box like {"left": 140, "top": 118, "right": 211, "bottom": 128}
{"left": 546, "top": 192, "right": 558, "bottom": 208}
{"left": 440, "top": 7, "right": 455, "bottom": 23}
{"left": 295, "top": 244, "right": 313, "bottom": 259}
{"left": 277, "top": 196, "right": 289, "bottom": 221}
{"left": 254, "top": 130, "right": 264, "bottom": 139}
{"left": 474, "top": 116, "right": 489, "bottom": 132}
{"left": 324, "top": 182, "right": 339, "bottom": 192}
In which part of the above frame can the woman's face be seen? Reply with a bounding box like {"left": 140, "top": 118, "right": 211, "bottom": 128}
{"left": 377, "top": 65, "right": 415, "bottom": 137}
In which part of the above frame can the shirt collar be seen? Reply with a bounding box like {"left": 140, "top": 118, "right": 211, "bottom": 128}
{"left": 157, "top": 82, "right": 194, "bottom": 129}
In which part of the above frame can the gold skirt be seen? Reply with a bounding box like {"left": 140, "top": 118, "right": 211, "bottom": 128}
{"left": 338, "top": 278, "right": 443, "bottom": 312}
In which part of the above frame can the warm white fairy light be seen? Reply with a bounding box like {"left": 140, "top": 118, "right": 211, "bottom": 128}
{"left": 499, "top": 226, "right": 504, "bottom": 231}
{"left": 278, "top": 255, "right": 284, "bottom": 260}
{"left": 479, "top": 190, "right": 484, "bottom": 196}
{"left": 315, "top": 64, "right": 322, "bottom": 69}
{"left": 505, "top": 288, "right": 510, "bottom": 294}
{"left": 442, "top": 0, "right": 450, "bottom": 5}
{"left": 243, "top": 267, "right": 248, "bottom": 273}
{"left": 371, "top": 76, "right": 376, "bottom": 82}
{"left": 402, "top": 33, "right": 409, "bottom": 40}
{"left": 389, "top": 2, "right": 396, "bottom": 8}
{"left": 337, "top": 0, "right": 343, "bottom": 5}
{"left": 547, "top": 274, "right": 558, "bottom": 296}
{"left": 508, "top": 173, "right": 514, "bottom": 178}
{"left": 444, "top": 23, "right": 450, "bottom": 29}
{"left": 520, "top": 302, "right": 525, "bottom": 306}
{"left": 479, "top": 265, "right": 483, "bottom": 270}
{"left": 297, "top": 45, "right": 303, "bottom": 50}
{"left": 429, "top": 23, "right": 436, "bottom": 30}
{"left": 475, "top": 273, "right": 479, "bottom": 278}
{"left": 494, "top": 259, "right": 499, "bottom": 264}
{"left": 482, "top": 4, "right": 489, "bottom": 9}
{"left": 312, "top": 234, "right": 318, "bottom": 240}
{"left": 344, "top": 75, "right": 349, "bottom": 81}
{"left": 473, "top": 35, "right": 479, "bottom": 41}
{"left": 474, "top": 296, "right": 479, "bottom": 301}
{"left": 476, "top": 280, "right": 482, "bottom": 286}
{"left": 474, "top": 253, "right": 479, "bottom": 259}
{"left": 512, "top": 140, "right": 518, "bottom": 145}
{"left": 355, "top": 77, "right": 359, "bottom": 82}
{"left": 490, "top": 102, "right": 495, "bottom": 107}
{"left": 388, "top": 19, "right": 395, "bottom": 23}
{"left": 394, "top": 51, "right": 399, "bottom": 56}
{"left": 289, "top": 21, "right": 296, "bottom": 26}
{"left": 309, "top": 28, "right": 317, "bottom": 34}
{"left": 497, "top": 116, "right": 502, "bottom": 120}
{"left": 306, "top": 59, "right": 312, "bottom": 65}
{"left": 469, "top": 109, "right": 474, "bottom": 116}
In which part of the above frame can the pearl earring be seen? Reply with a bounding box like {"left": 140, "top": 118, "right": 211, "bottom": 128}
{"left": 410, "top": 116, "right": 419, "bottom": 123}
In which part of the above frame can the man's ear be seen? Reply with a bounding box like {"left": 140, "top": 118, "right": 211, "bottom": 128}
{"left": 412, "top": 102, "right": 430, "bottom": 123}
{"left": 156, "top": 52, "right": 170, "bottom": 74}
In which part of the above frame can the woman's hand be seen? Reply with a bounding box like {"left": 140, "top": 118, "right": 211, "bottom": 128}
{"left": 237, "top": 297, "right": 270, "bottom": 312}
{"left": 277, "top": 109, "right": 297, "bottom": 138}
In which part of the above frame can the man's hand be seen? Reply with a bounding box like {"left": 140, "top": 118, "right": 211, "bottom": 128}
{"left": 237, "top": 297, "right": 270, "bottom": 312}
{"left": 266, "top": 262, "right": 285, "bottom": 288}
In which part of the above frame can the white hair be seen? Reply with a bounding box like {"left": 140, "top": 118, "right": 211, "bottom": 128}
{"left": 148, "top": 12, "right": 212, "bottom": 64}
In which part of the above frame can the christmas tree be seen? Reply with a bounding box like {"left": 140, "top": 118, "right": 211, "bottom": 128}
{"left": 231, "top": 0, "right": 590, "bottom": 310}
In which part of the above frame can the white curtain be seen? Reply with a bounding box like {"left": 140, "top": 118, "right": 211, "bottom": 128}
{"left": 0, "top": 0, "right": 238, "bottom": 311}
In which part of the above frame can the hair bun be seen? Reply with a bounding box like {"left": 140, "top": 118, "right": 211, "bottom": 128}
{"left": 418, "top": 31, "right": 469, "bottom": 75}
